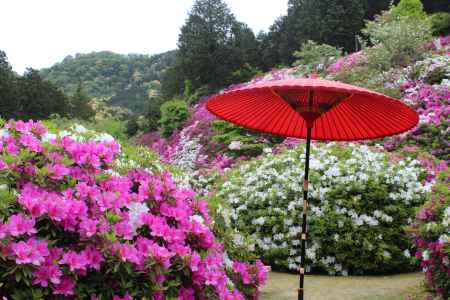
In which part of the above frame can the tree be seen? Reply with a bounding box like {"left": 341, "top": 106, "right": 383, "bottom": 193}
{"left": 391, "top": 0, "right": 427, "bottom": 20}
{"left": 258, "top": 16, "right": 292, "bottom": 68}
{"left": 17, "top": 69, "right": 71, "bottom": 120}
{"left": 174, "top": 0, "right": 260, "bottom": 94}
{"left": 70, "top": 82, "right": 95, "bottom": 120}
{"left": 286, "top": 0, "right": 367, "bottom": 54}
{"left": 158, "top": 99, "right": 189, "bottom": 137}
{"left": 0, "top": 50, "right": 18, "bottom": 119}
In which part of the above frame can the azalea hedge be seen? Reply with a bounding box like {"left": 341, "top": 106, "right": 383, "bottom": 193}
{"left": 411, "top": 173, "right": 450, "bottom": 300}
{"left": 216, "top": 143, "right": 432, "bottom": 275}
{"left": 0, "top": 120, "right": 267, "bottom": 299}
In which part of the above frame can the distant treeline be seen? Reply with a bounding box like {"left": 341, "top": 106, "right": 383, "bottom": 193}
{"left": 40, "top": 51, "right": 176, "bottom": 113}
{"left": 0, "top": 51, "right": 94, "bottom": 121}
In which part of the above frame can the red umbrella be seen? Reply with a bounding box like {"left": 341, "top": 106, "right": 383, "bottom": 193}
{"left": 206, "top": 78, "right": 418, "bottom": 300}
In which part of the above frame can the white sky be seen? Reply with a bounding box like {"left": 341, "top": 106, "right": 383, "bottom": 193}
{"left": 1, "top": 0, "right": 288, "bottom": 74}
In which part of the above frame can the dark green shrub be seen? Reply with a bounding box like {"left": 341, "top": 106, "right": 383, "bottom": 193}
{"left": 159, "top": 99, "right": 189, "bottom": 137}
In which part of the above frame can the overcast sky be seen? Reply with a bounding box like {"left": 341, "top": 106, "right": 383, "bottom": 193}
{"left": 1, "top": 0, "right": 288, "bottom": 73}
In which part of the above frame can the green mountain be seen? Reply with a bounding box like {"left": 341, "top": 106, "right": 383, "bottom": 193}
{"left": 40, "top": 50, "right": 176, "bottom": 112}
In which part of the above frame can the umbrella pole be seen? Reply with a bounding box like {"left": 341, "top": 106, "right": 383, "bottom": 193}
{"left": 298, "top": 126, "right": 311, "bottom": 300}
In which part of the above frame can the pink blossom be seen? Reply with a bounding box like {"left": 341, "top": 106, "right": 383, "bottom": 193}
{"left": 114, "top": 220, "right": 134, "bottom": 240}
{"left": 10, "top": 239, "right": 49, "bottom": 266}
{"left": 33, "top": 264, "right": 63, "bottom": 287}
{"left": 47, "top": 163, "right": 71, "bottom": 180}
{"left": 79, "top": 218, "right": 98, "bottom": 238}
{"left": 53, "top": 276, "right": 75, "bottom": 296}
{"left": 0, "top": 159, "right": 7, "bottom": 170}
{"left": 60, "top": 250, "right": 88, "bottom": 271}
{"left": 6, "top": 214, "right": 36, "bottom": 236}
{"left": 19, "top": 133, "right": 42, "bottom": 152}
{"left": 113, "top": 294, "right": 133, "bottom": 300}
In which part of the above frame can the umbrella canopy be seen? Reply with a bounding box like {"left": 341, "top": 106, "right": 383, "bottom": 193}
{"left": 207, "top": 78, "right": 419, "bottom": 300}
{"left": 207, "top": 78, "right": 418, "bottom": 141}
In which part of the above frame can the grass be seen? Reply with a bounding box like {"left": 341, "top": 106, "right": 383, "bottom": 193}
{"left": 261, "top": 272, "right": 426, "bottom": 300}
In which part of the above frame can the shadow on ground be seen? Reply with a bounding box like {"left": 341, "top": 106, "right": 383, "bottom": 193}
{"left": 261, "top": 272, "right": 424, "bottom": 300}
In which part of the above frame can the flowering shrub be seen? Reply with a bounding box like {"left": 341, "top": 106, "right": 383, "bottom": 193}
{"left": 216, "top": 143, "right": 432, "bottom": 275}
{"left": 327, "top": 51, "right": 363, "bottom": 75}
{"left": 411, "top": 172, "right": 450, "bottom": 300}
{"left": 383, "top": 53, "right": 449, "bottom": 160}
{"left": 0, "top": 120, "right": 267, "bottom": 299}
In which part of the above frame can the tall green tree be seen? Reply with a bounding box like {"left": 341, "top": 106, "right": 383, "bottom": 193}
{"left": 0, "top": 50, "right": 18, "bottom": 119}
{"left": 286, "top": 0, "right": 367, "bottom": 54}
{"left": 70, "top": 82, "right": 95, "bottom": 120}
{"left": 17, "top": 69, "right": 71, "bottom": 120}
{"left": 173, "top": 0, "right": 259, "bottom": 93}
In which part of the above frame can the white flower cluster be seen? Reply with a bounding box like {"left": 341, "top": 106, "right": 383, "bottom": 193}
{"left": 171, "top": 127, "right": 207, "bottom": 174}
{"left": 217, "top": 143, "right": 429, "bottom": 275}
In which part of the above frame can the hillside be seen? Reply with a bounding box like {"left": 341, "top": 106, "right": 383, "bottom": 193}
{"left": 40, "top": 50, "right": 176, "bottom": 112}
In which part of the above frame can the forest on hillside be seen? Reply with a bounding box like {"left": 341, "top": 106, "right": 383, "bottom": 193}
{"left": 40, "top": 51, "right": 176, "bottom": 113}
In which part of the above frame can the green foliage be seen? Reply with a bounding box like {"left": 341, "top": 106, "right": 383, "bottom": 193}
{"left": 40, "top": 51, "right": 176, "bottom": 113}
{"left": 159, "top": 99, "right": 189, "bottom": 138}
{"left": 212, "top": 120, "right": 283, "bottom": 158}
{"left": 293, "top": 40, "right": 342, "bottom": 74}
{"left": 286, "top": 0, "right": 366, "bottom": 54}
{"left": 391, "top": 0, "right": 427, "bottom": 20}
{"left": 46, "top": 116, "right": 128, "bottom": 143}
{"left": 331, "top": 65, "right": 402, "bottom": 98}
{"left": 429, "top": 12, "right": 450, "bottom": 35}
{"left": 362, "top": 11, "right": 432, "bottom": 70}
{"left": 225, "top": 63, "right": 263, "bottom": 86}
{"left": 69, "top": 82, "right": 95, "bottom": 120}
{"left": 171, "top": 0, "right": 260, "bottom": 94}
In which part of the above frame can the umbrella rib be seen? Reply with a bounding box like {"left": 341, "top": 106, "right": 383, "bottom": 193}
{"left": 342, "top": 100, "right": 375, "bottom": 138}
{"left": 215, "top": 93, "right": 269, "bottom": 124}
{"left": 257, "top": 93, "right": 294, "bottom": 133}
{"left": 266, "top": 88, "right": 306, "bottom": 137}
{"left": 353, "top": 98, "right": 393, "bottom": 137}
{"left": 360, "top": 98, "right": 404, "bottom": 134}
{"left": 337, "top": 101, "right": 365, "bottom": 140}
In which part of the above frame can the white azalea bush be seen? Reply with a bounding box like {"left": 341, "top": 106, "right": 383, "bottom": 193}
{"left": 217, "top": 143, "right": 432, "bottom": 275}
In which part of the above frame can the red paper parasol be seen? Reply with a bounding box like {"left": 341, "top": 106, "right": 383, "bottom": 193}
{"left": 206, "top": 78, "right": 418, "bottom": 300}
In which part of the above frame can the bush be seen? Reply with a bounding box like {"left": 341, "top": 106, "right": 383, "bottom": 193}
{"left": 362, "top": 10, "right": 432, "bottom": 70}
{"left": 159, "top": 99, "right": 190, "bottom": 138}
{"left": 293, "top": 40, "right": 342, "bottom": 75}
{"left": 216, "top": 143, "right": 430, "bottom": 275}
{"left": 0, "top": 120, "right": 267, "bottom": 299}
{"left": 212, "top": 120, "right": 280, "bottom": 158}
{"left": 390, "top": 0, "right": 427, "bottom": 20}
{"left": 411, "top": 171, "right": 450, "bottom": 300}
{"left": 429, "top": 12, "right": 450, "bottom": 35}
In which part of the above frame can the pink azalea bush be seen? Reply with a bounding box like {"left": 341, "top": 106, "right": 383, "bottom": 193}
{"left": 382, "top": 53, "right": 449, "bottom": 161}
{"left": 0, "top": 120, "right": 267, "bottom": 299}
{"left": 327, "top": 51, "right": 364, "bottom": 74}
{"left": 411, "top": 186, "right": 449, "bottom": 299}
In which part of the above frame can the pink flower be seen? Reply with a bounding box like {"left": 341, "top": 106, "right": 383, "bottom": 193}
{"left": 47, "top": 163, "right": 71, "bottom": 180}
{"left": 6, "top": 214, "right": 36, "bottom": 236}
{"left": 113, "top": 293, "right": 133, "bottom": 300}
{"left": 79, "top": 218, "right": 98, "bottom": 238}
{"left": 179, "top": 287, "right": 195, "bottom": 300}
{"left": 118, "top": 244, "right": 142, "bottom": 265}
{"left": 6, "top": 142, "right": 19, "bottom": 156}
{"left": 0, "top": 159, "right": 7, "bottom": 170}
{"left": 19, "top": 133, "right": 42, "bottom": 152}
{"left": 53, "top": 276, "right": 75, "bottom": 296}
{"left": 83, "top": 247, "right": 104, "bottom": 270}
{"left": 114, "top": 220, "right": 134, "bottom": 240}
{"left": 33, "top": 264, "right": 63, "bottom": 287}
{"left": 10, "top": 239, "right": 49, "bottom": 266}
{"left": 59, "top": 250, "right": 88, "bottom": 271}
